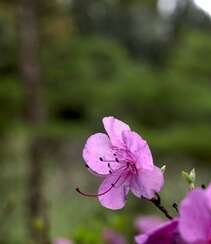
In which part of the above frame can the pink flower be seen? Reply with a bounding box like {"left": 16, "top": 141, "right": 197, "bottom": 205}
{"left": 135, "top": 184, "right": 211, "bottom": 244}
{"left": 103, "top": 228, "right": 127, "bottom": 244}
{"left": 53, "top": 239, "right": 73, "bottom": 244}
{"left": 179, "top": 184, "right": 211, "bottom": 244}
{"left": 77, "top": 116, "right": 164, "bottom": 209}
{"left": 135, "top": 215, "right": 164, "bottom": 233}
{"left": 135, "top": 219, "right": 180, "bottom": 244}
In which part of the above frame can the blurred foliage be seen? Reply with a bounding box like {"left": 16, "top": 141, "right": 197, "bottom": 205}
{"left": 1, "top": 0, "right": 211, "bottom": 243}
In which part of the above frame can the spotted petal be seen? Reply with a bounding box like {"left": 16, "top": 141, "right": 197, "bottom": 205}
{"left": 83, "top": 133, "right": 118, "bottom": 175}
{"left": 98, "top": 171, "right": 130, "bottom": 210}
{"left": 122, "top": 131, "right": 153, "bottom": 170}
{"left": 103, "top": 116, "right": 130, "bottom": 147}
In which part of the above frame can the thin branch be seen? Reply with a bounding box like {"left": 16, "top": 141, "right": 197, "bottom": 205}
{"left": 148, "top": 193, "right": 173, "bottom": 220}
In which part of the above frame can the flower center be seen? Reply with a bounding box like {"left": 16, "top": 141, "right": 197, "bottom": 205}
{"left": 128, "top": 163, "right": 138, "bottom": 175}
{"left": 99, "top": 151, "right": 137, "bottom": 175}
{"left": 76, "top": 151, "right": 137, "bottom": 198}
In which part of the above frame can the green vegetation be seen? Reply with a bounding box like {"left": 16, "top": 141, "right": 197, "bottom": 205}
{"left": 1, "top": 0, "right": 211, "bottom": 243}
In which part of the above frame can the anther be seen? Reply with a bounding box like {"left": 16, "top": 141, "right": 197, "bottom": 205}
{"left": 201, "top": 184, "right": 206, "bottom": 189}
{"left": 99, "top": 157, "right": 119, "bottom": 163}
{"left": 108, "top": 163, "right": 113, "bottom": 172}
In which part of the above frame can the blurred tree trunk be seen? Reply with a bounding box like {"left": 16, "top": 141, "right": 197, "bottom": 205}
{"left": 18, "top": 0, "right": 50, "bottom": 243}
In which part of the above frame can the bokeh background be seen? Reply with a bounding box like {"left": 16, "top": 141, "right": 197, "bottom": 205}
{"left": 1, "top": 0, "right": 211, "bottom": 243}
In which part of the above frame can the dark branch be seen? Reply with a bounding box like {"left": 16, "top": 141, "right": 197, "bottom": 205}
{"left": 149, "top": 194, "right": 173, "bottom": 220}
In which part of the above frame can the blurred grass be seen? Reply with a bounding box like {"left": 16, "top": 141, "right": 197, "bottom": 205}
{"left": 1, "top": 1, "right": 211, "bottom": 243}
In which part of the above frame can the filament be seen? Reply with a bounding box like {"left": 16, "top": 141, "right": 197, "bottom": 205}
{"left": 76, "top": 175, "right": 122, "bottom": 197}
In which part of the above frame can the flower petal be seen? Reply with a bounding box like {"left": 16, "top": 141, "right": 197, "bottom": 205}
{"left": 205, "top": 183, "right": 211, "bottom": 209}
{"left": 135, "top": 216, "right": 164, "bottom": 233}
{"left": 83, "top": 133, "right": 118, "bottom": 175}
{"left": 103, "top": 229, "right": 127, "bottom": 244}
{"left": 102, "top": 116, "right": 130, "bottom": 147}
{"left": 122, "top": 131, "right": 153, "bottom": 170}
{"left": 179, "top": 188, "right": 211, "bottom": 243}
{"left": 135, "top": 220, "right": 178, "bottom": 244}
{"left": 98, "top": 171, "right": 130, "bottom": 210}
{"left": 131, "top": 166, "right": 164, "bottom": 199}
{"left": 135, "top": 234, "right": 148, "bottom": 244}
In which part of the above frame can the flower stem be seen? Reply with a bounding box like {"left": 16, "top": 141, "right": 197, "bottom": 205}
{"left": 149, "top": 193, "right": 173, "bottom": 220}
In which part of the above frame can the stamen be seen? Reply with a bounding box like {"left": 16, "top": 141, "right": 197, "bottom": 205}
{"left": 108, "top": 163, "right": 114, "bottom": 173}
{"left": 76, "top": 175, "right": 122, "bottom": 197}
{"left": 132, "top": 164, "right": 138, "bottom": 174}
{"left": 99, "top": 157, "right": 119, "bottom": 163}
{"left": 127, "top": 163, "right": 137, "bottom": 175}
{"left": 123, "top": 185, "right": 128, "bottom": 201}
{"left": 85, "top": 164, "right": 104, "bottom": 176}
{"left": 114, "top": 172, "right": 130, "bottom": 188}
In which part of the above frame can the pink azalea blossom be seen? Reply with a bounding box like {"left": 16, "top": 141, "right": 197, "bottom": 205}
{"left": 135, "top": 215, "right": 164, "bottom": 233}
{"left": 103, "top": 228, "right": 127, "bottom": 244}
{"left": 179, "top": 184, "right": 211, "bottom": 244}
{"left": 135, "top": 219, "right": 180, "bottom": 244}
{"left": 135, "top": 183, "right": 211, "bottom": 244}
{"left": 77, "top": 116, "right": 164, "bottom": 209}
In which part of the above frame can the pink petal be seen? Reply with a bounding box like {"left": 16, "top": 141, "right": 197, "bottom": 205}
{"left": 54, "top": 239, "right": 73, "bottom": 244}
{"left": 131, "top": 166, "right": 164, "bottom": 199}
{"left": 102, "top": 116, "right": 130, "bottom": 147}
{"left": 103, "top": 228, "right": 127, "bottom": 244}
{"left": 205, "top": 183, "right": 211, "bottom": 209}
{"left": 135, "top": 234, "right": 148, "bottom": 244}
{"left": 135, "top": 220, "right": 178, "bottom": 244}
{"left": 83, "top": 133, "right": 118, "bottom": 175}
{"left": 135, "top": 216, "right": 164, "bottom": 233}
{"left": 179, "top": 188, "right": 211, "bottom": 243}
{"left": 98, "top": 171, "right": 130, "bottom": 210}
{"left": 122, "top": 131, "right": 153, "bottom": 170}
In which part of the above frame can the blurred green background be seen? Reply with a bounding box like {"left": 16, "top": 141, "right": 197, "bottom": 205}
{"left": 1, "top": 0, "right": 211, "bottom": 243}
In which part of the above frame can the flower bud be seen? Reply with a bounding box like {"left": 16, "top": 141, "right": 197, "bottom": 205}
{"left": 160, "top": 165, "right": 166, "bottom": 173}
{"left": 182, "top": 168, "right": 196, "bottom": 190}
